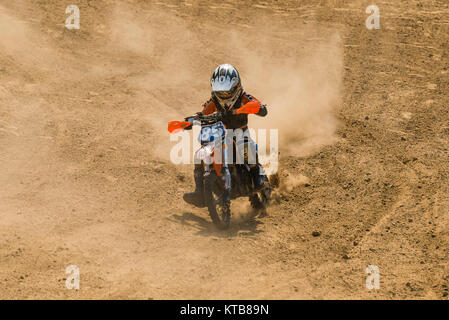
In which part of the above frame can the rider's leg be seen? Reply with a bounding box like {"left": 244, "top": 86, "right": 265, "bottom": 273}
{"left": 243, "top": 132, "right": 266, "bottom": 191}
{"left": 183, "top": 164, "right": 206, "bottom": 207}
{"left": 249, "top": 164, "right": 265, "bottom": 190}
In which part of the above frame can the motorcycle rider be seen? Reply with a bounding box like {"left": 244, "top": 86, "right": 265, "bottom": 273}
{"left": 183, "top": 64, "right": 268, "bottom": 208}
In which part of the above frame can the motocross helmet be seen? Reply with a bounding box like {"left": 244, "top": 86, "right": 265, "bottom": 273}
{"left": 210, "top": 64, "right": 242, "bottom": 110}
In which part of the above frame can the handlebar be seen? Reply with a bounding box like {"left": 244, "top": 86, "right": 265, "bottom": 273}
{"left": 170, "top": 112, "right": 224, "bottom": 134}
{"left": 185, "top": 112, "right": 223, "bottom": 126}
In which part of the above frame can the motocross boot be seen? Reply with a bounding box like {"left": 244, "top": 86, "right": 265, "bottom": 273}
{"left": 250, "top": 164, "right": 265, "bottom": 191}
{"left": 183, "top": 166, "right": 206, "bottom": 208}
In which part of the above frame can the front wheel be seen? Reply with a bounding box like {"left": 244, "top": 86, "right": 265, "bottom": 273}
{"left": 204, "top": 171, "right": 231, "bottom": 229}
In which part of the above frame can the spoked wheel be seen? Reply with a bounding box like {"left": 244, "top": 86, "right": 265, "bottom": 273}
{"left": 204, "top": 171, "right": 231, "bottom": 229}
{"left": 249, "top": 175, "right": 271, "bottom": 217}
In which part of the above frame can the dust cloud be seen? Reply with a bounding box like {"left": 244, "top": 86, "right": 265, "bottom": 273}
{"left": 238, "top": 29, "right": 344, "bottom": 158}
{"left": 106, "top": 4, "right": 343, "bottom": 162}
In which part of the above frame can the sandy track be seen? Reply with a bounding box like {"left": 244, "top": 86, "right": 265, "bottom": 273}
{"left": 0, "top": 0, "right": 448, "bottom": 299}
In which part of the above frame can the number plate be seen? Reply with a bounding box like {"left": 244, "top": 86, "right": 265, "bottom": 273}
{"left": 199, "top": 122, "right": 225, "bottom": 143}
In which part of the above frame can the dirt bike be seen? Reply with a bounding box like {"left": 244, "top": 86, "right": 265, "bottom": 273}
{"left": 168, "top": 101, "right": 271, "bottom": 229}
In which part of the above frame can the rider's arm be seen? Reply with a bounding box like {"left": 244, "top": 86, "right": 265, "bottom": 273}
{"left": 242, "top": 92, "right": 268, "bottom": 117}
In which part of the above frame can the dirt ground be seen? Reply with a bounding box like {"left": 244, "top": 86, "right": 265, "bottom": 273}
{"left": 0, "top": 0, "right": 448, "bottom": 299}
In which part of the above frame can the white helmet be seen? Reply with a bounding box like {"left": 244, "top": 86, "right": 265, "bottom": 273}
{"left": 210, "top": 64, "right": 242, "bottom": 110}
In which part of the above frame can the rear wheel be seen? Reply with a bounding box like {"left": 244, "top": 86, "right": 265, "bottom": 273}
{"left": 204, "top": 171, "right": 231, "bottom": 229}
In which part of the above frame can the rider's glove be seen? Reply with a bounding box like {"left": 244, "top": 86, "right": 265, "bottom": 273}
{"left": 257, "top": 104, "right": 268, "bottom": 117}
{"left": 215, "top": 112, "right": 224, "bottom": 121}
{"left": 183, "top": 115, "right": 197, "bottom": 131}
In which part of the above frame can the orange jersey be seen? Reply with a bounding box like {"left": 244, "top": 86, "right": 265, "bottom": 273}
{"left": 200, "top": 92, "right": 267, "bottom": 129}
